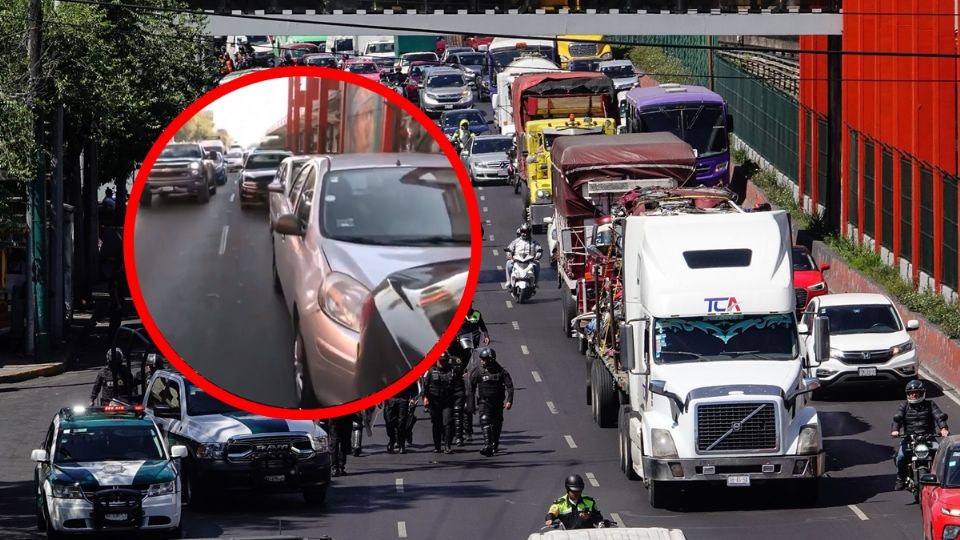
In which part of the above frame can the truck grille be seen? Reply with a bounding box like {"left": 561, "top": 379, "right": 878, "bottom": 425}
{"left": 696, "top": 402, "right": 778, "bottom": 453}
{"left": 839, "top": 349, "right": 893, "bottom": 365}
{"left": 225, "top": 435, "right": 313, "bottom": 462}
{"left": 569, "top": 43, "right": 598, "bottom": 57}
{"left": 795, "top": 288, "right": 808, "bottom": 310}
{"left": 695, "top": 164, "right": 711, "bottom": 177}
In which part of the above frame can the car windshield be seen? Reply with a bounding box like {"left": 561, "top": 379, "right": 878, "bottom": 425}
{"left": 347, "top": 63, "right": 378, "bottom": 73}
{"left": 653, "top": 313, "right": 798, "bottom": 363}
{"left": 246, "top": 153, "right": 289, "bottom": 170}
{"left": 226, "top": 151, "right": 242, "bottom": 158}
{"left": 428, "top": 74, "right": 465, "bottom": 87}
{"left": 602, "top": 64, "right": 636, "bottom": 77}
{"left": 455, "top": 54, "right": 484, "bottom": 65}
{"left": 159, "top": 145, "right": 202, "bottom": 159}
{"left": 248, "top": 35, "right": 269, "bottom": 44}
{"left": 184, "top": 380, "right": 242, "bottom": 416}
{"left": 320, "top": 167, "right": 471, "bottom": 245}
{"left": 637, "top": 104, "right": 728, "bottom": 157}
{"left": 490, "top": 46, "right": 555, "bottom": 69}
{"left": 472, "top": 138, "right": 513, "bottom": 154}
{"left": 367, "top": 42, "right": 394, "bottom": 53}
{"left": 305, "top": 56, "right": 337, "bottom": 67}
{"left": 792, "top": 248, "right": 817, "bottom": 271}
{"left": 943, "top": 450, "right": 960, "bottom": 487}
{"left": 405, "top": 53, "right": 437, "bottom": 63}
{"left": 818, "top": 304, "right": 902, "bottom": 334}
{"left": 443, "top": 111, "right": 484, "bottom": 127}
{"left": 54, "top": 424, "right": 165, "bottom": 463}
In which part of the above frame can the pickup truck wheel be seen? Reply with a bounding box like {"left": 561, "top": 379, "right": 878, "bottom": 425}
{"left": 197, "top": 182, "right": 210, "bottom": 204}
{"left": 647, "top": 480, "right": 670, "bottom": 509}
{"left": 184, "top": 470, "right": 211, "bottom": 510}
{"left": 303, "top": 485, "right": 328, "bottom": 506}
{"left": 294, "top": 328, "right": 320, "bottom": 409}
{"left": 593, "top": 357, "right": 618, "bottom": 428}
{"left": 36, "top": 490, "right": 47, "bottom": 531}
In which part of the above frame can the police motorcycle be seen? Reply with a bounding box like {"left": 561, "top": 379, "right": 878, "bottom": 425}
{"left": 901, "top": 432, "right": 940, "bottom": 503}
{"left": 507, "top": 252, "right": 537, "bottom": 303}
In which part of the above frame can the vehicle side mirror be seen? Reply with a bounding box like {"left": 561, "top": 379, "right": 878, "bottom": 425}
{"left": 797, "top": 322, "right": 810, "bottom": 335}
{"left": 726, "top": 113, "right": 734, "bottom": 134}
{"left": 274, "top": 213, "right": 305, "bottom": 236}
{"left": 267, "top": 181, "right": 284, "bottom": 194}
{"left": 920, "top": 473, "right": 939, "bottom": 486}
{"left": 819, "top": 263, "right": 830, "bottom": 271}
{"left": 907, "top": 319, "right": 920, "bottom": 331}
{"left": 152, "top": 404, "right": 181, "bottom": 419}
{"left": 170, "top": 445, "right": 188, "bottom": 459}
{"left": 31, "top": 449, "right": 48, "bottom": 462}
{"left": 619, "top": 323, "right": 643, "bottom": 373}
{"left": 812, "top": 315, "right": 830, "bottom": 366}
{"left": 487, "top": 119, "right": 494, "bottom": 125}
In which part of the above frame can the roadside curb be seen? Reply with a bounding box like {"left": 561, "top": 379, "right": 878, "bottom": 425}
{"left": 0, "top": 362, "right": 68, "bottom": 384}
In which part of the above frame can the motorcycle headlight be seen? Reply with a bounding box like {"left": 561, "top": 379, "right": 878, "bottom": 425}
{"left": 650, "top": 428, "right": 679, "bottom": 459}
{"left": 50, "top": 482, "right": 84, "bottom": 499}
{"left": 310, "top": 434, "right": 329, "bottom": 453}
{"left": 829, "top": 348, "right": 844, "bottom": 359}
{"left": 808, "top": 281, "right": 827, "bottom": 292}
{"left": 798, "top": 424, "right": 820, "bottom": 454}
{"left": 146, "top": 480, "right": 176, "bottom": 497}
{"left": 891, "top": 340, "right": 914, "bottom": 356}
{"left": 914, "top": 443, "right": 930, "bottom": 460}
{"left": 195, "top": 442, "right": 226, "bottom": 459}
{"left": 715, "top": 161, "right": 729, "bottom": 173}
{"left": 320, "top": 272, "right": 370, "bottom": 333}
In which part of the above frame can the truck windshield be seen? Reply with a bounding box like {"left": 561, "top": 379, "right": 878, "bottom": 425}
{"left": 184, "top": 381, "right": 242, "bottom": 416}
{"left": 638, "top": 105, "right": 728, "bottom": 157}
{"left": 653, "top": 313, "right": 798, "bottom": 363}
{"left": 817, "top": 304, "right": 902, "bottom": 334}
{"left": 405, "top": 53, "right": 438, "bottom": 64}
{"left": 367, "top": 42, "right": 394, "bottom": 53}
{"left": 490, "top": 47, "right": 555, "bottom": 69}
{"left": 55, "top": 424, "right": 165, "bottom": 463}
{"left": 160, "top": 145, "right": 202, "bottom": 159}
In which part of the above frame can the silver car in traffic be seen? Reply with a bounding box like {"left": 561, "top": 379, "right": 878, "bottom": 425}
{"left": 462, "top": 135, "right": 513, "bottom": 185}
{"left": 269, "top": 153, "right": 471, "bottom": 407}
{"left": 419, "top": 69, "right": 474, "bottom": 116}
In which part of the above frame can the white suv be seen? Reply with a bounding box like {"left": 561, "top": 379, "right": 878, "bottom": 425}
{"left": 801, "top": 293, "right": 920, "bottom": 390}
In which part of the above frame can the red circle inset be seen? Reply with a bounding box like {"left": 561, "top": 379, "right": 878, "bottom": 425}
{"left": 124, "top": 66, "right": 482, "bottom": 420}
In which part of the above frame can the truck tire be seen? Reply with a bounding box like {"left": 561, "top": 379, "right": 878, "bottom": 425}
{"left": 592, "top": 357, "right": 618, "bottom": 428}
{"left": 618, "top": 405, "right": 639, "bottom": 480}
{"left": 197, "top": 182, "right": 210, "bottom": 204}
{"left": 647, "top": 480, "right": 671, "bottom": 509}
{"left": 560, "top": 282, "right": 575, "bottom": 337}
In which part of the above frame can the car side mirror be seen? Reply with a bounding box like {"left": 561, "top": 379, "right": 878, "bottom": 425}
{"left": 906, "top": 319, "right": 920, "bottom": 331}
{"left": 811, "top": 315, "right": 830, "bottom": 366}
{"left": 267, "top": 181, "right": 284, "bottom": 194}
{"left": 31, "top": 449, "right": 48, "bottom": 462}
{"left": 170, "top": 445, "right": 188, "bottom": 459}
{"left": 274, "top": 213, "right": 305, "bottom": 236}
{"left": 819, "top": 263, "right": 830, "bottom": 271}
{"left": 152, "top": 404, "right": 181, "bottom": 419}
{"left": 920, "top": 473, "right": 939, "bottom": 486}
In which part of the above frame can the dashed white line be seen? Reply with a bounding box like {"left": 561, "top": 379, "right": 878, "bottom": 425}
{"left": 496, "top": 265, "right": 504, "bottom": 271}
{"left": 218, "top": 225, "right": 229, "bottom": 256}
{"left": 848, "top": 504, "right": 869, "bottom": 521}
{"left": 511, "top": 321, "right": 519, "bottom": 330}
{"left": 492, "top": 249, "right": 499, "bottom": 256}
{"left": 395, "top": 478, "right": 404, "bottom": 494}
{"left": 229, "top": 193, "right": 235, "bottom": 202}
{"left": 488, "top": 234, "right": 495, "bottom": 241}
{"left": 609, "top": 512, "right": 624, "bottom": 527}
{"left": 505, "top": 300, "right": 513, "bottom": 309}
{"left": 546, "top": 401, "right": 558, "bottom": 414}
{"left": 477, "top": 186, "right": 484, "bottom": 191}
{"left": 483, "top": 206, "right": 489, "bottom": 212}
{"left": 397, "top": 521, "right": 408, "bottom": 537}
{"left": 564, "top": 435, "right": 578, "bottom": 449}
{"left": 585, "top": 472, "right": 599, "bottom": 487}
{"left": 480, "top": 195, "right": 486, "bottom": 201}
{"left": 531, "top": 371, "right": 542, "bottom": 382}
{"left": 521, "top": 345, "right": 529, "bottom": 355}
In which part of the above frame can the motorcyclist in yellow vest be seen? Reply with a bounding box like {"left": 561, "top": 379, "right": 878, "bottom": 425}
{"left": 545, "top": 474, "right": 604, "bottom": 530}
{"left": 452, "top": 119, "right": 474, "bottom": 152}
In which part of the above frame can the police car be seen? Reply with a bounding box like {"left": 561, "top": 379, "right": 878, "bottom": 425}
{"left": 31, "top": 404, "right": 185, "bottom": 539}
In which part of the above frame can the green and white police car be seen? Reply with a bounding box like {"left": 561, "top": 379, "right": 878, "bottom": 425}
{"left": 31, "top": 404, "right": 185, "bottom": 539}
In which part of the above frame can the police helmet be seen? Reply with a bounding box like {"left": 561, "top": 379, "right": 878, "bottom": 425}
{"left": 565, "top": 474, "right": 585, "bottom": 492}
{"left": 906, "top": 379, "right": 926, "bottom": 404}
{"left": 478, "top": 348, "right": 496, "bottom": 362}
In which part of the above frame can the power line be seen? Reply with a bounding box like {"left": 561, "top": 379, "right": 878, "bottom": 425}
{"left": 57, "top": 0, "right": 960, "bottom": 59}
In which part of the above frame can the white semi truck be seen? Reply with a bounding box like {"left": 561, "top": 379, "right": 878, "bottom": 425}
{"left": 491, "top": 55, "right": 560, "bottom": 135}
{"left": 580, "top": 188, "right": 830, "bottom": 508}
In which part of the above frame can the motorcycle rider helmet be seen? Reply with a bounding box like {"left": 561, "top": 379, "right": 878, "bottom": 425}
{"left": 906, "top": 379, "right": 926, "bottom": 404}
{"left": 459, "top": 119, "right": 470, "bottom": 129}
{"left": 478, "top": 347, "right": 496, "bottom": 362}
{"left": 519, "top": 222, "right": 532, "bottom": 240}
{"left": 565, "top": 474, "right": 585, "bottom": 493}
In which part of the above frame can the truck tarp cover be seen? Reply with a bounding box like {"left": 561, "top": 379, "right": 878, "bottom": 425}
{"left": 511, "top": 72, "right": 615, "bottom": 135}
{"left": 551, "top": 132, "right": 697, "bottom": 218}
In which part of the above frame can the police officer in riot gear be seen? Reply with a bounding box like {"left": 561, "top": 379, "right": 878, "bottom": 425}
{"left": 384, "top": 380, "right": 420, "bottom": 454}
{"left": 327, "top": 412, "right": 360, "bottom": 476}
{"left": 352, "top": 407, "right": 376, "bottom": 457}
{"left": 469, "top": 347, "right": 514, "bottom": 456}
{"left": 89, "top": 348, "right": 135, "bottom": 406}
{"left": 452, "top": 305, "right": 490, "bottom": 444}
{"left": 422, "top": 352, "right": 465, "bottom": 454}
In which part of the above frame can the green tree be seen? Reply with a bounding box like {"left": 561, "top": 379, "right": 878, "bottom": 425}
{"left": 176, "top": 110, "right": 217, "bottom": 142}
{"left": 627, "top": 46, "right": 694, "bottom": 86}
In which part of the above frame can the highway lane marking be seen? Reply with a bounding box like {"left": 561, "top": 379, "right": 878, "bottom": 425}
{"left": 492, "top": 249, "right": 499, "bottom": 256}
{"left": 546, "top": 401, "right": 558, "bottom": 414}
{"left": 506, "top": 300, "right": 513, "bottom": 309}
{"left": 480, "top": 195, "right": 486, "bottom": 201}
{"left": 923, "top": 367, "right": 960, "bottom": 409}
{"left": 489, "top": 234, "right": 495, "bottom": 241}
{"left": 512, "top": 321, "right": 519, "bottom": 330}
{"left": 585, "top": 472, "right": 599, "bottom": 487}
{"left": 395, "top": 478, "right": 404, "bottom": 494}
{"left": 532, "top": 371, "right": 542, "bottom": 382}
{"left": 478, "top": 186, "right": 484, "bottom": 191}
{"left": 609, "top": 512, "right": 623, "bottom": 527}
{"left": 521, "top": 345, "right": 529, "bottom": 355}
{"left": 564, "top": 435, "right": 578, "bottom": 449}
{"left": 848, "top": 504, "right": 868, "bottom": 521}
{"left": 497, "top": 265, "right": 504, "bottom": 271}
{"left": 218, "top": 226, "right": 229, "bottom": 256}
{"left": 483, "top": 206, "right": 489, "bottom": 212}
{"left": 229, "top": 193, "right": 235, "bottom": 202}
{"left": 398, "top": 521, "right": 408, "bottom": 537}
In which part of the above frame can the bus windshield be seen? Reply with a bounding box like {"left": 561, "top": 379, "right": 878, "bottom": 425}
{"left": 637, "top": 104, "right": 728, "bottom": 157}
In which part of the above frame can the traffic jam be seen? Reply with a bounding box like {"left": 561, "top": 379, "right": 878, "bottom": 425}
{"left": 18, "top": 30, "right": 960, "bottom": 540}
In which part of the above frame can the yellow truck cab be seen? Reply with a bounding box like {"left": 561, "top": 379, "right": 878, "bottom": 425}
{"left": 521, "top": 115, "right": 616, "bottom": 223}
{"left": 557, "top": 35, "right": 613, "bottom": 69}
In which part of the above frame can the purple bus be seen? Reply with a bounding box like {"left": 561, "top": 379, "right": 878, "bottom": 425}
{"left": 623, "top": 84, "right": 734, "bottom": 188}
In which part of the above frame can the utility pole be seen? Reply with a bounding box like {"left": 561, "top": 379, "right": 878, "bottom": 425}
{"left": 51, "top": 104, "right": 64, "bottom": 345}
{"left": 26, "top": 0, "right": 47, "bottom": 358}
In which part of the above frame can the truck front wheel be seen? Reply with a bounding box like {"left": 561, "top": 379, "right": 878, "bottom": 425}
{"left": 619, "top": 405, "right": 639, "bottom": 480}
{"left": 560, "top": 282, "right": 575, "bottom": 337}
{"left": 647, "top": 479, "right": 671, "bottom": 509}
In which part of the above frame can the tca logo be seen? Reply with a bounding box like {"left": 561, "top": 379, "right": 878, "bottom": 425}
{"left": 705, "top": 297, "right": 741, "bottom": 313}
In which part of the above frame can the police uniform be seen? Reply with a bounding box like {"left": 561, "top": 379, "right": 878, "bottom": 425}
{"left": 469, "top": 359, "right": 514, "bottom": 455}
{"left": 422, "top": 359, "right": 465, "bottom": 453}
{"left": 89, "top": 364, "right": 134, "bottom": 406}
{"left": 546, "top": 495, "right": 603, "bottom": 530}
{"left": 328, "top": 413, "right": 360, "bottom": 476}
{"left": 384, "top": 381, "right": 420, "bottom": 453}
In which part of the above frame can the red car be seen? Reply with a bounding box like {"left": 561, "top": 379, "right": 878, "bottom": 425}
{"left": 792, "top": 245, "right": 829, "bottom": 313}
{"left": 342, "top": 59, "right": 381, "bottom": 81}
{"left": 283, "top": 43, "right": 320, "bottom": 65}
{"left": 921, "top": 436, "right": 960, "bottom": 540}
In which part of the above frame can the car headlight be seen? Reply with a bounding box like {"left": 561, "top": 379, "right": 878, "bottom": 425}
{"left": 425, "top": 93, "right": 437, "bottom": 100}
{"left": 195, "top": 442, "right": 225, "bottom": 459}
{"left": 798, "top": 424, "right": 820, "bottom": 454}
{"left": 945, "top": 525, "right": 960, "bottom": 540}
{"left": 146, "top": 480, "right": 176, "bottom": 497}
{"left": 808, "top": 281, "right": 827, "bottom": 291}
{"left": 943, "top": 508, "right": 960, "bottom": 517}
{"left": 914, "top": 443, "right": 931, "bottom": 460}
{"left": 891, "top": 340, "right": 914, "bottom": 356}
{"left": 715, "top": 161, "right": 729, "bottom": 173}
{"left": 320, "top": 272, "right": 370, "bottom": 332}
{"left": 310, "top": 434, "right": 329, "bottom": 452}
{"left": 461, "top": 89, "right": 472, "bottom": 98}
{"left": 650, "top": 428, "right": 679, "bottom": 458}
{"left": 50, "top": 483, "right": 84, "bottom": 499}
{"left": 190, "top": 162, "right": 200, "bottom": 170}
{"left": 191, "top": 168, "right": 200, "bottom": 176}
{"left": 535, "top": 189, "right": 551, "bottom": 202}
{"left": 829, "top": 348, "right": 844, "bottom": 359}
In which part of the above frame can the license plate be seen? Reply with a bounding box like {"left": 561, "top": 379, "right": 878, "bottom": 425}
{"left": 265, "top": 460, "right": 285, "bottom": 468}
{"left": 497, "top": 170, "right": 508, "bottom": 176}
{"left": 161, "top": 186, "right": 174, "bottom": 192}
{"left": 444, "top": 104, "right": 453, "bottom": 109}
{"left": 726, "top": 475, "right": 751, "bottom": 487}
{"left": 858, "top": 367, "right": 877, "bottom": 377}
{"left": 105, "top": 513, "right": 127, "bottom": 521}
{"left": 264, "top": 474, "right": 286, "bottom": 483}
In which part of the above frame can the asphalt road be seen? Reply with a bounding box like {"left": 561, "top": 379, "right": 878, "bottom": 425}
{"left": 133, "top": 172, "right": 299, "bottom": 408}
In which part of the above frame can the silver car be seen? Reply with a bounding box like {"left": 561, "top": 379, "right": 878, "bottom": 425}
{"left": 598, "top": 59, "right": 641, "bottom": 92}
{"left": 419, "top": 69, "right": 474, "bottom": 116}
{"left": 224, "top": 148, "right": 245, "bottom": 171}
{"left": 269, "top": 155, "right": 315, "bottom": 228}
{"left": 462, "top": 135, "right": 513, "bottom": 185}
{"left": 269, "top": 153, "right": 471, "bottom": 407}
